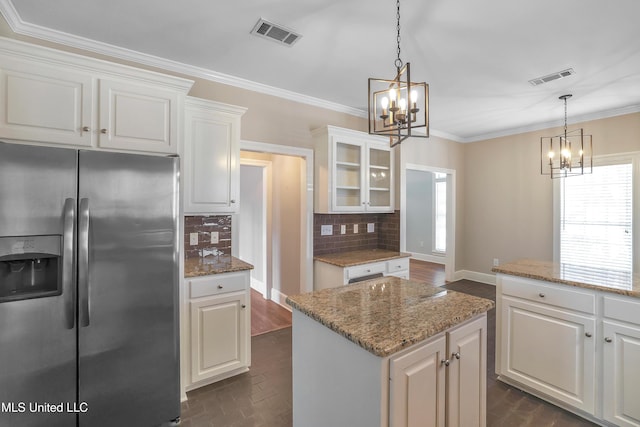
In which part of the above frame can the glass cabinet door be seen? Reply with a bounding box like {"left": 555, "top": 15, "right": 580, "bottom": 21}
{"left": 367, "top": 147, "right": 391, "bottom": 210}
{"left": 333, "top": 141, "right": 363, "bottom": 210}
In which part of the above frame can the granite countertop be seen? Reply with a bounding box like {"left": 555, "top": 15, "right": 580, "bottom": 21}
{"left": 286, "top": 276, "right": 494, "bottom": 357}
{"left": 314, "top": 249, "right": 411, "bottom": 268}
{"left": 184, "top": 256, "right": 253, "bottom": 278}
{"left": 492, "top": 259, "right": 640, "bottom": 298}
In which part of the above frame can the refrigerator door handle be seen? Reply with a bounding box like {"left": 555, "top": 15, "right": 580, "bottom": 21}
{"left": 79, "top": 198, "right": 90, "bottom": 327}
{"left": 62, "top": 198, "right": 76, "bottom": 330}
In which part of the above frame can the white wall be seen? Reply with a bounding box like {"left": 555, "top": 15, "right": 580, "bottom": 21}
{"left": 239, "top": 164, "right": 266, "bottom": 293}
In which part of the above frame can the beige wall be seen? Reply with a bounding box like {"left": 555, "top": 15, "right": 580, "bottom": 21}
{"left": 463, "top": 112, "right": 640, "bottom": 275}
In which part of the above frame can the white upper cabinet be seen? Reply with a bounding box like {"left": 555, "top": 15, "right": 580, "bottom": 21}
{"left": 313, "top": 125, "right": 394, "bottom": 213}
{"left": 97, "top": 79, "right": 179, "bottom": 153}
{"left": 183, "top": 97, "right": 246, "bottom": 214}
{"left": 0, "top": 56, "right": 94, "bottom": 147}
{"left": 0, "top": 38, "right": 193, "bottom": 154}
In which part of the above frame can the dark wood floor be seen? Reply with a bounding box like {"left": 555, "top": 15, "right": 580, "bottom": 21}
{"left": 181, "top": 260, "right": 596, "bottom": 427}
{"left": 250, "top": 289, "right": 292, "bottom": 337}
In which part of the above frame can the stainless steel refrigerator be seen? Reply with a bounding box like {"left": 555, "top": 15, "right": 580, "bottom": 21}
{"left": 0, "top": 141, "right": 180, "bottom": 427}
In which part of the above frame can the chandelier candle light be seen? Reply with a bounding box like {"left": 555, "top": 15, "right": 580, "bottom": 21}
{"left": 368, "top": 0, "right": 429, "bottom": 147}
{"left": 540, "top": 94, "right": 593, "bottom": 178}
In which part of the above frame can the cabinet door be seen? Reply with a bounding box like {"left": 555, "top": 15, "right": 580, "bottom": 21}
{"left": 500, "top": 297, "right": 596, "bottom": 413}
{"left": 0, "top": 57, "right": 93, "bottom": 146}
{"left": 98, "top": 79, "right": 178, "bottom": 153}
{"left": 190, "top": 292, "right": 248, "bottom": 383}
{"left": 184, "top": 105, "right": 240, "bottom": 213}
{"left": 389, "top": 336, "right": 446, "bottom": 427}
{"left": 332, "top": 138, "right": 365, "bottom": 212}
{"left": 366, "top": 144, "right": 393, "bottom": 212}
{"left": 447, "top": 316, "right": 486, "bottom": 427}
{"left": 603, "top": 321, "right": 640, "bottom": 427}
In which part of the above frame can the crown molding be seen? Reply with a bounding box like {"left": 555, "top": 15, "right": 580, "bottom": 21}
{"left": 460, "top": 104, "right": 640, "bottom": 143}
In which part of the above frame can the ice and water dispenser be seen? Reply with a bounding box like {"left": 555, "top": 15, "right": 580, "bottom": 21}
{"left": 0, "top": 235, "right": 62, "bottom": 303}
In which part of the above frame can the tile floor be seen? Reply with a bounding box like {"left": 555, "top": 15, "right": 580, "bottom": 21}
{"left": 180, "top": 280, "right": 598, "bottom": 426}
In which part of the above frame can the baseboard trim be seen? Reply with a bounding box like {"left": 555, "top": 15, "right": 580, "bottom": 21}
{"left": 453, "top": 270, "right": 496, "bottom": 286}
{"left": 271, "top": 288, "right": 292, "bottom": 312}
{"left": 410, "top": 253, "right": 446, "bottom": 264}
{"left": 250, "top": 278, "right": 266, "bottom": 296}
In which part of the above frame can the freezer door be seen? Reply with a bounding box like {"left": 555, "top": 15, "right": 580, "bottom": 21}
{"left": 77, "top": 150, "right": 180, "bottom": 426}
{"left": 0, "top": 142, "right": 77, "bottom": 427}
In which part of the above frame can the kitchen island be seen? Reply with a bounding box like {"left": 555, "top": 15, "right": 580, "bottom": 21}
{"left": 493, "top": 259, "right": 640, "bottom": 427}
{"left": 286, "top": 276, "right": 494, "bottom": 427}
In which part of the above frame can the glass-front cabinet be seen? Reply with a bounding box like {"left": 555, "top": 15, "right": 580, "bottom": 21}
{"left": 313, "top": 126, "right": 394, "bottom": 213}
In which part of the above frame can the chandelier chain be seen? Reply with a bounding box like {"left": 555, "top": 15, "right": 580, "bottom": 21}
{"left": 395, "top": 0, "right": 403, "bottom": 69}
{"left": 563, "top": 96, "right": 568, "bottom": 137}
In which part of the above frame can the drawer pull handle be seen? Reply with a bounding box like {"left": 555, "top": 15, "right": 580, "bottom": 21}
{"left": 218, "top": 285, "right": 224, "bottom": 289}
{"left": 366, "top": 269, "right": 371, "bottom": 273}
{"left": 585, "top": 332, "right": 592, "bottom": 338}
{"left": 82, "top": 126, "right": 90, "bottom": 132}
{"left": 452, "top": 352, "right": 461, "bottom": 360}
{"left": 538, "top": 293, "right": 545, "bottom": 298}
{"left": 100, "top": 128, "right": 108, "bottom": 134}
{"left": 441, "top": 359, "right": 450, "bottom": 367}
{"left": 605, "top": 337, "right": 612, "bottom": 343}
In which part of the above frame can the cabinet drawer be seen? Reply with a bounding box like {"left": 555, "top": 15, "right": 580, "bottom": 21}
{"left": 501, "top": 276, "right": 595, "bottom": 314}
{"left": 603, "top": 295, "right": 640, "bottom": 325}
{"left": 386, "top": 258, "right": 409, "bottom": 274}
{"left": 189, "top": 271, "right": 248, "bottom": 298}
{"left": 346, "top": 262, "right": 385, "bottom": 280}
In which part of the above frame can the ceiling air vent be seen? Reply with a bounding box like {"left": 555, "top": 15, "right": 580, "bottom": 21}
{"left": 528, "top": 68, "right": 575, "bottom": 86}
{"left": 251, "top": 18, "right": 301, "bottom": 47}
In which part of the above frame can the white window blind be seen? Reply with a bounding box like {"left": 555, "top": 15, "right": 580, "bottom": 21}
{"left": 560, "top": 162, "right": 633, "bottom": 273}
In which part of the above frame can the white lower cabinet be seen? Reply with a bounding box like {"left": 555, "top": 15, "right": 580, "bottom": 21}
{"left": 314, "top": 257, "right": 410, "bottom": 290}
{"left": 602, "top": 296, "right": 640, "bottom": 427}
{"left": 186, "top": 271, "right": 250, "bottom": 391}
{"left": 496, "top": 274, "right": 640, "bottom": 425}
{"left": 500, "top": 296, "right": 596, "bottom": 413}
{"left": 390, "top": 335, "right": 446, "bottom": 427}
{"left": 389, "top": 315, "right": 486, "bottom": 427}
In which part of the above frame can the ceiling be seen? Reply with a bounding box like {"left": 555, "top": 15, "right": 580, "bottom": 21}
{"left": 2, "top": 0, "right": 639, "bottom": 142}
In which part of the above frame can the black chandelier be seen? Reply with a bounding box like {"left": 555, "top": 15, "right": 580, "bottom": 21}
{"left": 368, "top": 0, "right": 429, "bottom": 147}
{"left": 540, "top": 94, "right": 593, "bottom": 178}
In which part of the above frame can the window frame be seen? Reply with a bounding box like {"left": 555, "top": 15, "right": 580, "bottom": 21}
{"left": 552, "top": 152, "right": 640, "bottom": 273}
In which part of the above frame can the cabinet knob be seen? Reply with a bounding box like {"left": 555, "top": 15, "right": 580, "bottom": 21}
{"left": 100, "top": 128, "right": 108, "bottom": 134}
{"left": 82, "top": 126, "right": 90, "bottom": 132}
{"left": 585, "top": 332, "right": 592, "bottom": 338}
{"left": 538, "top": 293, "right": 545, "bottom": 298}
{"left": 217, "top": 285, "right": 223, "bottom": 289}
{"left": 241, "top": 304, "right": 246, "bottom": 309}
{"left": 230, "top": 199, "right": 236, "bottom": 204}
{"left": 441, "top": 359, "right": 450, "bottom": 367}
{"left": 605, "top": 337, "right": 612, "bottom": 343}
{"left": 452, "top": 352, "right": 461, "bottom": 360}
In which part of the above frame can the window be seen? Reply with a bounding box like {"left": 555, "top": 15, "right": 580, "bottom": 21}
{"left": 556, "top": 155, "right": 636, "bottom": 277}
{"left": 433, "top": 173, "right": 447, "bottom": 253}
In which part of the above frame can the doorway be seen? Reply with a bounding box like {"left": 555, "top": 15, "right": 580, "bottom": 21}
{"left": 237, "top": 141, "right": 313, "bottom": 334}
{"left": 400, "top": 164, "right": 456, "bottom": 283}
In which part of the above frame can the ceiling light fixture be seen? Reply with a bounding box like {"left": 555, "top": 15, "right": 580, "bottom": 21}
{"left": 368, "top": 0, "right": 429, "bottom": 147}
{"left": 540, "top": 94, "right": 592, "bottom": 179}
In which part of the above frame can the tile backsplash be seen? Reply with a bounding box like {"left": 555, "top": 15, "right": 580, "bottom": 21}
{"left": 313, "top": 211, "right": 400, "bottom": 255}
{"left": 184, "top": 215, "right": 232, "bottom": 259}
